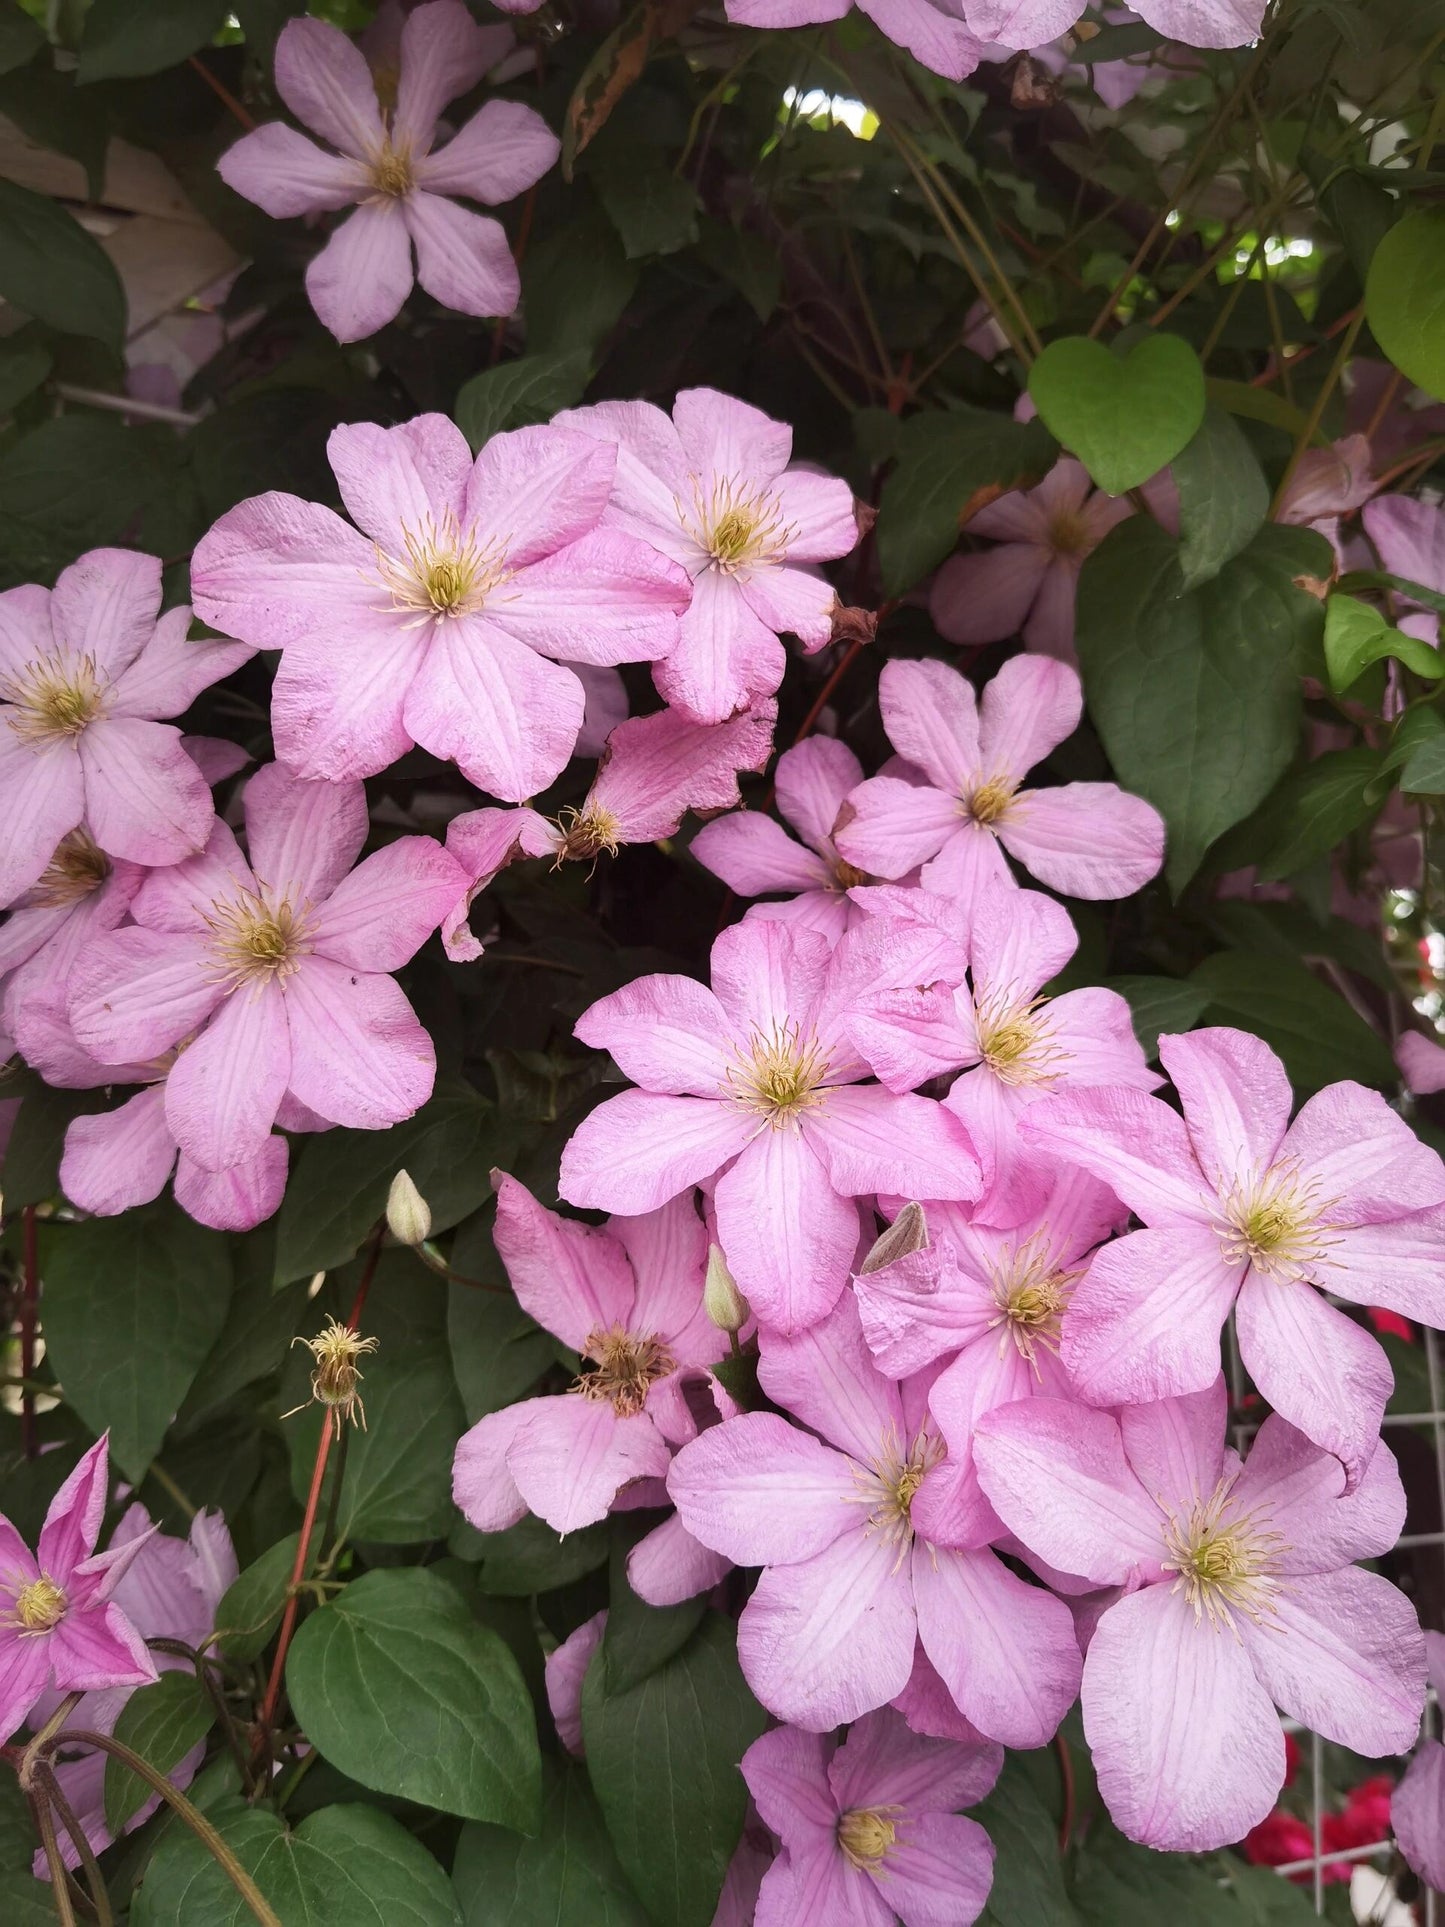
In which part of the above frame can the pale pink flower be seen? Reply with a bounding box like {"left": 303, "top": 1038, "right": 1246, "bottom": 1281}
{"left": 1277, "top": 433, "right": 1375, "bottom": 558}
{"left": 713, "top": 1814, "right": 775, "bottom": 1927}
{"left": 1392, "top": 1631, "right": 1445, "bottom": 1893}
{"left": 0, "top": 548, "right": 251, "bottom": 907}
{"left": 1397, "top": 1029, "right": 1445, "bottom": 1095}
{"left": 742, "top": 1708, "right": 998, "bottom": 1927}
{"left": 835, "top": 655, "right": 1165, "bottom": 904}
{"left": 67, "top": 762, "right": 462, "bottom": 1175}
{"left": 31, "top": 1505, "right": 236, "bottom": 1871}
{"left": 556, "top": 388, "right": 859, "bottom": 723}
{"left": 1024, "top": 1025, "right": 1445, "bottom": 1488}
{"left": 1, "top": 833, "right": 145, "bottom": 1036}
{"left": 975, "top": 1379, "right": 1422, "bottom": 1851}
{"left": 930, "top": 458, "right": 1132, "bottom": 661}
{"left": 559, "top": 918, "right": 982, "bottom": 1332}
{"left": 726, "top": 0, "right": 983, "bottom": 80}
{"left": 968, "top": 0, "right": 1264, "bottom": 49}
{"left": 545, "top": 1610, "right": 606, "bottom": 1757}
{"left": 669, "top": 1296, "right": 1081, "bottom": 1739}
{"left": 191, "top": 415, "right": 690, "bottom": 799}
{"left": 1363, "top": 494, "right": 1445, "bottom": 645}
{"left": 452, "top": 1178, "right": 736, "bottom": 1539}
{"left": 217, "top": 1, "right": 557, "bottom": 342}
{"left": 443, "top": 699, "right": 777, "bottom": 960}
{"left": 692, "top": 737, "right": 877, "bottom": 946}
{"left": 0, "top": 1436, "right": 156, "bottom": 1745}
{"left": 847, "top": 881, "right": 1158, "bottom": 1215}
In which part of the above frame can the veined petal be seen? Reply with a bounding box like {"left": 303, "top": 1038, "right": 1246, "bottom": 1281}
{"left": 60, "top": 1090, "right": 176, "bottom": 1219}
{"left": 451, "top": 1404, "right": 531, "bottom": 1533}
{"left": 507, "top": 1397, "right": 670, "bottom": 1536}
{"left": 1280, "top": 1078, "right": 1445, "bottom": 1224}
{"left": 559, "top": 1090, "right": 753, "bottom": 1214}
{"left": 1232, "top": 1412, "right": 1405, "bottom": 1574}
{"left": 714, "top": 1128, "right": 859, "bottom": 1333}
{"left": 309, "top": 835, "right": 463, "bottom": 971}
{"left": 306, "top": 201, "right": 414, "bottom": 344}
{"left": 242, "top": 761, "right": 369, "bottom": 904}
{"left": 50, "top": 548, "right": 161, "bottom": 681}
{"left": 414, "top": 98, "right": 560, "bottom": 202}
{"left": 832, "top": 776, "right": 961, "bottom": 880}
{"left": 0, "top": 736, "right": 84, "bottom": 907}
{"left": 405, "top": 193, "right": 519, "bottom": 322}
{"left": 627, "top": 1513, "right": 732, "bottom": 1607}
{"left": 402, "top": 614, "right": 584, "bottom": 800}
{"left": 757, "top": 1295, "right": 904, "bottom": 1465}
{"left": 692, "top": 814, "right": 831, "bottom": 897}
{"left": 1157, "top": 1026, "right": 1292, "bottom": 1191}
{"left": 1020, "top": 1086, "right": 1211, "bottom": 1226}
{"left": 668, "top": 1412, "right": 859, "bottom": 1566}
{"left": 978, "top": 653, "right": 1082, "bottom": 784}
{"left": 875, "top": 1809, "right": 994, "bottom": 1927}
{"left": 163, "top": 981, "right": 291, "bottom": 1173}
{"left": 217, "top": 121, "right": 366, "bottom": 217}
{"left": 575, "top": 972, "right": 734, "bottom": 1096}
{"left": 326, "top": 415, "right": 472, "bottom": 555}
{"left": 930, "top": 544, "right": 1047, "bottom": 647}
{"left": 78, "top": 720, "right": 214, "bottom": 868}
{"left": 737, "top": 563, "right": 836, "bottom": 648}
{"left": 1061, "top": 1225, "right": 1240, "bottom": 1407}
{"left": 189, "top": 492, "right": 382, "bottom": 652}
{"left": 997, "top": 783, "right": 1165, "bottom": 899}
{"left": 740, "top": 1724, "right": 837, "bottom": 1848}
{"left": 877, "top": 658, "right": 980, "bottom": 793}
{"left": 913, "top": 1545, "right": 1081, "bottom": 1747}
{"left": 392, "top": 0, "right": 494, "bottom": 149}
{"left": 1117, "top": 1379, "right": 1228, "bottom": 1521}
{"left": 270, "top": 623, "right": 430, "bottom": 781}
{"left": 282, "top": 958, "right": 434, "bottom": 1130}
{"left": 68, "top": 928, "right": 220, "bottom": 1063}
{"left": 831, "top": 1704, "right": 1000, "bottom": 1813}
{"left": 810, "top": 1086, "right": 981, "bottom": 1203}
{"left": 652, "top": 568, "right": 786, "bottom": 726}
{"left": 174, "top": 1137, "right": 288, "bottom": 1233}
{"left": 775, "top": 736, "right": 864, "bottom": 852}
{"left": 493, "top": 1173, "right": 636, "bottom": 1350}
{"left": 491, "top": 531, "right": 689, "bottom": 667}
{"left": 273, "top": 14, "right": 386, "bottom": 158}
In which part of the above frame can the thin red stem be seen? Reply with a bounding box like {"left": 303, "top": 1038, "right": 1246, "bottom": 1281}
{"left": 20, "top": 1207, "right": 38, "bottom": 1461}
{"left": 188, "top": 56, "right": 256, "bottom": 131}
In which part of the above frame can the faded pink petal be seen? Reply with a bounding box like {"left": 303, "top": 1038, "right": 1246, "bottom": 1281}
{"left": 1157, "top": 1026, "right": 1291, "bottom": 1190}
{"left": 574, "top": 972, "right": 733, "bottom": 1096}
{"left": 163, "top": 979, "right": 290, "bottom": 1172}
{"left": 492, "top": 1174, "right": 636, "bottom": 1351}
{"left": 310, "top": 836, "right": 463, "bottom": 970}
{"left": 545, "top": 1609, "right": 605, "bottom": 1757}
{"left": 405, "top": 192, "right": 519, "bottom": 320}
{"left": 833, "top": 776, "right": 961, "bottom": 879}
{"left": 415, "top": 98, "right": 560, "bottom": 202}
{"left": 654, "top": 568, "right": 787, "bottom": 725}
{"left": 931, "top": 543, "right": 1048, "bottom": 647}
{"left": 590, "top": 699, "right": 775, "bottom": 841}
{"left": 392, "top": 0, "right": 493, "bottom": 150}
{"left": 1398, "top": 1029, "right": 1445, "bottom": 1094}
{"left": 714, "top": 1128, "right": 861, "bottom": 1332}
{"left": 402, "top": 617, "right": 585, "bottom": 799}
{"left": 997, "top": 783, "right": 1165, "bottom": 898}
{"left": 273, "top": 14, "right": 385, "bottom": 159}
{"left": 559, "top": 1089, "right": 754, "bottom": 1215}
{"left": 68, "top": 927, "right": 221, "bottom": 1063}
{"left": 78, "top": 720, "right": 214, "bottom": 868}
{"left": 174, "top": 1138, "right": 288, "bottom": 1233}
{"left": 692, "top": 813, "right": 830, "bottom": 896}
{"left": 107, "top": 610, "right": 252, "bottom": 721}
{"left": 628, "top": 1512, "right": 731, "bottom": 1607}
{"left": 877, "top": 657, "right": 981, "bottom": 793}
{"left": 306, "top": 200, "right": 414, "bottom": 343}
{"left": 1021, "top": 1085, "right": 1210, "bottom": 1225}
{"left": 61, "top": 1091, "right": 175, "bottom": 1218}
{"left": 283, "top": 956, "right": 435, "bottom": 1130}
{"left": 507, "top": 1396, "right": 670, "bottom": 1535}
{"left": 217, "top": 121, "right": 366, "bottom": 216}
{"left": 327, "top": 414, "right": 471, "bottom": 553}
{"left": 452, "top": 1405, "right": 530, "bottom": 1533}
{"left": 1061, "top": 1224, "right": 1240, "bottom": 1406}
{"left": 668, "top": 1413, "right": 857, "bottom": 1566}
{"left": 1394, "top": 1741, "right": 1445, "bottom": 1892}
{"left": 0, "top": 736, "right": 85, "bottom": 907}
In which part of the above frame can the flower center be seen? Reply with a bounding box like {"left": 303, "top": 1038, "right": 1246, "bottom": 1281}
{"left": 830, "top": 856, "right": 868, "bottom": 892}
{"left": 963, "top": 777, "right": 1016, "bottom": 827}
{"left": 837, "top": 1805, "right": 903, "bottom": 1873}
{"left": 575, "top": 1325, "right": 676, "bottom": 1418}
{"left": 988, "top": 1230, "right": 1075, "bottom": 1368}
{"left": 28, "top": 830, "right": 111, "bottom": 907}
{"left": 1214, "top": 1160, "right": 1338, "bottom": 1283}
{"left": 723, "top": 1020, "right": 831, "bottom": 1130}
{"left": 374, "top": 513, "right": 513, "bottom": 623}
{"left": 554, "top": 804, "right": 622, "bottom": 865}
{"left": 684, "top": 477, "right": 795, "bottom": 574}
{"left": 1047, "top": 506, "right": 1092, "bottom": 558}
{"left": 3, "top": 651, "right": 107, "bottom": 747}
{"left": 1160, "top": 1477, "right": 1285, "bottom": 1634}
{"left": 975, "top": 993, "right": 1063, "bottom": 1087}
{"left": 7, "top": 1575, "right": 66, "bottom": 1635}
{"left": 204, "top": 886, "right": 313, "bottom": 992}
{"left": 368, "top": 138, "right": 413, "bottom": 198}
{"left": 850, "top": 1425, "right": 943, "bottom": 1569}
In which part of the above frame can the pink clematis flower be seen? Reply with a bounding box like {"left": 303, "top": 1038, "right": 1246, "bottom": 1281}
{"left": 217, "top": 2, "right": 558, "bottom": 343}
{"left": 545, "top": 1609, "right": 607, "bottom": 1757}
{"left": 742, "top": 1708, "right": 999, "bottom": 1927}
{"left": 67, "top": 762, "right": 462, "bottom": 1175}
{"left": 725, "top": 0, "right": 983, "bottom": 81}
{"left": 847, "top": 882, "right": 1158, "bottom": 1215}
{"left": 1362, "top": 494, "right": 1445, "bottom": 644}
{"left": 0, "top": 548, "right": 251, "bottom": 907}
{"left": 968, "top": 0, "right": 1265, "bottom": 50}
{"left": 1392, "top": 1631, "right": 1445, "bottom": 1894}
{"left": 834, "top": 655, "right": 1165, "bottom": 904}
{"left": 1397, "top": 1029, "right": 1445, "bottom": 1095}
{"left": 559, "top": 918, "right": 982, "bottom": 1332}
{"left": 451, "top": 1177, "right": 737, "bottom": 1544}
{"left": 692, "top": 737, "right": 877, "bottom": 946}
{"left": 1024, "top": 1025, "right": 1445, "bottom": 1487}
{"left": 974, "top": 1380, "right": 1423, "bottom": 1851}
{"left": 1, "top": 833, "right": 145, "bottom": 1036}
{"left": 557, "top": 388, "right": 859, "bottom": 724}
{"left": 1276, "top": 433, "right": 1375, "bottom": 559}
{"left": 442, "top": 698, "right": 777, "bottom": 960}
{"left": 30, "top": 1505, "right": 237, "bottom": 1871}
{"left": 930, "top": 458, "right": 1132, "bottom": 662}
{"left": 669, "top": 1295, "right": 1081, "bottom": 1739}
{"left": 0, "top": 1435, "right": 157, "bottom": 1745}
{"left": 191, "top": 415, "right": 690, "bottom": 800}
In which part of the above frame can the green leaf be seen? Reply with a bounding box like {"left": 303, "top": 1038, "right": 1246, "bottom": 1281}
{"left": 1205, "top": 898, "right": 1396, "bottom": 994}
{"left": 0, "top": 1873, "right": 56, "bottom": 1925}
{"left": 78, "top": 0, "right": 226, "bottom": 80}
{"left": 472, "top": 1513, "right": 611, "bottom": 1595}
{"left": 41, "top": 1206, "right": 233, "bottom": 1482}
{"left": 105, "top": 1672, "right": 214, "bottom": 1833}
{"left": 1027, "top": 333, "right": 1205, "bottom": 496}
{"left": 1171, "top": 404, "right": 1269, "bottom": 589}
{"left": 522, "top": 202, "right": 637, "bottom": 358}
{"left": 1318, "top": 166, "right": 1397, "bottom": 280}
{"left": 286, "top": 1568, "right": 541, "bottom": 1828}
{"left": 1324, "top": 594, "right": 1443, "bottom": 691}
{"left": 1076, "top": 519, "right": 1326, "bottom": 892}
{"left": 1190, "top": 950, "right": 1395, "bottom": 1093}
{"left": 214, "top": 1532, "right": 299, "bottom": 1663}
{"left": 1338, "top": 566, "right": 1445, "bottom": 617}
{"left": 582, "top": 1613, "right": 768, "bottom": 1927}
{"left": 693, "top": 219, "right": 782, "bottom": 321}
{"left": 448, "top": 1265, "right": 552, "bottom": 1424}
{"left": 1221, "top": 1860, "right": 1325, "bottom": 1921}
{"left": 1366, "top": 205, "right": 1445, "bottom": 402}
{"left": 1072, "top": 1821, "right": 1241, "bottom": 1925}
{"left": 875, "top": 408, "right": 1057, "bottom": 596}
{"left": 1400, "top": 732, "right": 1445, "bottom": 795}
{"left": 0, "top": 339, "right": 50, "bottom": 414}
{"left": 454, "top": 1758, "right": 648, "bottom": 1926}
{"left": 1203, "top": 378, "right": 1314, "bottom": 441}
{"left": 1105, "top": 976, "right": 1210, "bottom": 1058}
{"left": 0, "top": 417, "right": 183, "bottom": 580}
{"left": 0, "top": 0, "right": 42, "bottom": 76}
{"left": 455, "top": 351, "right": 592, "bottom": 453}
{"left": 590, "top": 143, "right": 700, "bottom": 259}
{"left": 1218, "top": 746, "right": 1387, "bottom": 882}
{"left": 1, "top": 1079, "right": 112, "bottom": 1209}
{"left": 0, "top": 179, "right": 125, "bottom": 350}
{"left": 975, "top": 1754, "right": 1080, "bottom": 1927}
{"left": 132, "top": 1798, "right": 463, "bottom": 1926}
{"left": 273, "top": 1082, "right": 502, "bottom": 1284}
{"left": 601, "top": 1524, "right": 707, "bottom": 1695}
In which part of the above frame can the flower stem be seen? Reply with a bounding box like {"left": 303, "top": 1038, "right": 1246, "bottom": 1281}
{"left": 36, "top": 1760, "right": 114, "bottom": 1927}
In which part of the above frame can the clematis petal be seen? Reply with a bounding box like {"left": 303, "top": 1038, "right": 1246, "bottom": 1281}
{"left": 306, "top": 201, "right": 414, "bottom": 345}
{"left": 60, "top": 1090, "right": 176, "bottom": 1219}
{"left": 309, "top": 836, "right": 463, "bottom": 971}
{"left": 405, "top": 192, "right": 519, "bottom": 321}
{"left": 0, "top": 736, "right": 84, "bottom": 907}
{"left": 757, "top": 1296, "right": 904, "bottom": 1465}
{"left": 271, "top": 624, "right": 431, "bottom": 783}
{"left": 243, "top": 762, "right": 369, "bottom": 905}
{"left": 68, "top": 927, "right": 221, "bottom": 1063}
{"left": 217, "top": 121, "right": 366, "bottom": 216}
{"left": 1156, "top": 1027, "right": 1292, "bottom": 1191}
{"left": 714, "top": 1128, "right": 860, "bottom": 1334}
{"left": 653, "top": 569, "right": 786, "bottom": 726}
{"left": 877, "top": 657, "right": 980, "bottom": 793}
{"left": 997, "top": 783, "right": 1165, "bottom": 899}
{"left": 326, "top": 415, "right": 472, "bottom": 555}
{"left": 392, "top": 0, "right": 493, "bottom": 150}
{"left": 174, "top": 1138, "right": 288, "bottom": 1234}
{"left": 493, "top": 1173, "right": 636, "bottom": 1350}
{"left": 78, "top": 720, "right": 214, "bottom": 868}
{"left": 692, "top": 813, "right": 831, "bottom": 897}
{"left": 1061, "top": 1224, "right": 1239, "bottom": 1407}
{"left": 402, "top": 614, "right": 584, "bottom": 800}
{"left": 163, "top": 982, "right": 291, "bottom": 1174}
{"left": 559, "top": 1090, "right": 753, "bottom": 1215}
{"left": 506, "top": 1398, "right": 670, "bottom": 1536}
{"left": 282, "top": 957, "right": 435, "bottom": 1131}
{"left": 930, "top": 543, "right": 1048, "bottom": 647}
{"left": 627, "top": 1513, "right": 732, "bottom": 1607}
{"left": 451, "top": 1404, "right": 531, "bottom": 1533}
{"left": 47, "top": 1603, "right": 156, "bottom": 1694}
{"left": 273, "top": 14, "right": 386, "bottom": 158}
{"left": 415, "top": 99, "right": 560, "bottom": 202}
{"left": 977, "top": 653, "right": 1082, "bottom": 783}
{"left": 668, "top": 1412, "right": 859, "bottom": 1566}
{"left": 833, "top": 775, "right": 960, "bottom": 882}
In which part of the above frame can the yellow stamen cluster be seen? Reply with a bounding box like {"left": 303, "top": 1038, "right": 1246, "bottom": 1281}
{"left": 554, "top": 804, "right": 622, "bottom": 866}
{"left": 974, "top": 993, "right": 1064, "bottom": 1088}
{"left": 373, "top": 513, "right": 513, "bottom": 624}
{"left": 684, "top": 476, "right": 795, "bottom": 575}
{"left": 723, "top": 1020, "right": 831, "bottom": 1130}
{"left": 367, "top": 138, "right": 414, "bottom": 199}
{"left": 4, "top": 652, "right": 106, "bottom": 746}
{"left": 286, "top": 1318, "right": 380, "bottom": 1438}
{"left": 575, "top": 1324, "right": 676, "bottom": 1418}
{"left": 837, "top": 1805, "right": 904, "bottom": 1873}
{"left": 850, "top": 1425, "right": 943, "bottom": 1570}
{"left": 1047, "top": 506, "right": 1092, "bottom": 557}
{"left": 988, "top": 1230, "right": 1076, "bottom": 1369}
{"left": 3, "top": 1574, "right": 67, "bottom": 1635}
{"left": 1160, "top": 1476, "right": 1285, "bottom": 1635}
{"left": 29, "top": 831, "right": 111, "bottom": 908}
{"left": 963, "top": 777, "right": 1016, "bottom": 827}
{"left": 1214, "top": 1159, "right": 1339, "bottom": 1284}
{"left": 204, "top": 886, "right": 313, "bottom": 994}
{"left": 829, "top": 855, "right": 868, "bottom": 892}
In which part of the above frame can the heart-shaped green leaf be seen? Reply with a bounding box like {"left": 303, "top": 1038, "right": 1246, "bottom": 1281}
{"left": 1323, "top": 594, "right": 1443, "bottom": 692}
{"left": 1027, "top": 333, "right": 1206, "bottom": 495}
{"left": 1366, "top": 207, "right": 1445, "bottom": 403}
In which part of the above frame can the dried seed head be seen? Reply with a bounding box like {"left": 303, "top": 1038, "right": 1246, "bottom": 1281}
{"left": 285, "top": 1318, "right": 380, "bottom": 1438}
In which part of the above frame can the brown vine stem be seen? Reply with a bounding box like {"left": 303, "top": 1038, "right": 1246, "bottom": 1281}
{"left": 254, "top": 1223, "right": 385, "bottom": 1758}
{"left": 20, "top": 1205, "right": 38, "bottom": 1460}
{"left": 36, "top": 1760, "right": 114, "bottom": 1927}
{"left": 1271, "top": 309, "right": 1365, "bottom": 513}
{"left": 188, "top": 56, "right": 256, "bottom": 131}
